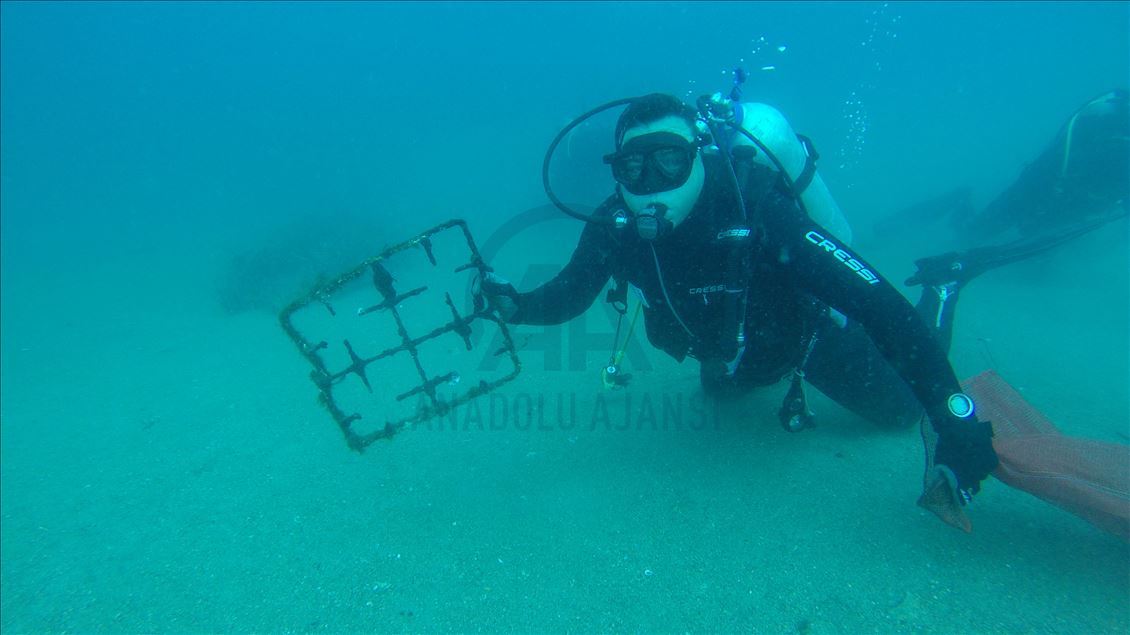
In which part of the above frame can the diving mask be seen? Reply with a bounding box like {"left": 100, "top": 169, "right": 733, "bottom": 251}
{"left": 603, "top": 132, "right": 700, "bottom": 195}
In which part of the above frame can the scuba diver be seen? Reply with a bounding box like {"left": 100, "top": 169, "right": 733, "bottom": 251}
{"left": 474, "top": 85, "right": 999, "bottom": 509}
{"left": 899, "top": 89, "right": 1128, "bottom": 349}
{"left": 959, "top": 89, "right": 1127, "bottom": 240}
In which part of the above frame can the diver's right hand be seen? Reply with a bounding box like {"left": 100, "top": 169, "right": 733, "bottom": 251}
{"left": 933, "top": 417, "right": 998, "bottom": 504}
{"left": 474, "top": 272, "right": 519, "bottom": 321}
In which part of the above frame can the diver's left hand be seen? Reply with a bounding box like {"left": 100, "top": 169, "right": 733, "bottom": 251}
{"left": 473, "top": 272, "right": 519, "bottom": 321}
{"left": 933, "top": 418, "right": 999, "bottom": 504}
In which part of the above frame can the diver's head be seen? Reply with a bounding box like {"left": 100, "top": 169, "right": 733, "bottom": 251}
{"left": 603, "top": 94, "right": 706, "bottom": 230}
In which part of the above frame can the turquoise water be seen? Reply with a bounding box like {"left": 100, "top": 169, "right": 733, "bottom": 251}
{"left": 2, "top": 1, "right": 1127, "bottom": 632}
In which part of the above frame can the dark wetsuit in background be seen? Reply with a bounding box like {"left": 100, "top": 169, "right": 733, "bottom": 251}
{"left": 511, "top": 152, "right": 966, "bottom": 429}
{"left": 962, "top": 89, "right": 1128, "bottom": 239}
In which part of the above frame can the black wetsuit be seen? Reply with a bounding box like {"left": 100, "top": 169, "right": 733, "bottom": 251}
{"left": 511, "top": 152, "right": 966, "bottom": 430}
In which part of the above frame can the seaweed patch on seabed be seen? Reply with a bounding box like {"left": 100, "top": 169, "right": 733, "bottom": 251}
{"left": 416, "top": 389, "right": 723, "bottom": 433}
{"left": 279, "top": 219, "right": 522, "bottom": 452}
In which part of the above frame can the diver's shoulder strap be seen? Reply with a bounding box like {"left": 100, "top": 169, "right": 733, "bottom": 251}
{"left": 793, "top": 134, "right": 820, "bottom": 196}
{"left": 725, "top": 147, "right": 773, "bottom": 240}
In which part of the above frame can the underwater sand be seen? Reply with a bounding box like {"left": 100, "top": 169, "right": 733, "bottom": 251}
{"left": 2, "top": 2, "right": 1128, "bottom": 632}
{"left": 1, "top": 217, "right": 1127, "bottom": 634}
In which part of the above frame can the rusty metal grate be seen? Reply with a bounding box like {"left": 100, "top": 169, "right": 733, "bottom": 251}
{"left": 279, "top": 219, "right": 521, "bottom": 451}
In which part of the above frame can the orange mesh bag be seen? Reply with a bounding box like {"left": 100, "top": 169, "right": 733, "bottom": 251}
{"left": 919, "top": 370, "right": 1130, "bottom": 541}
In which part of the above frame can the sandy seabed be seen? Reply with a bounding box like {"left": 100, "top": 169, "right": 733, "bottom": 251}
{"left": 2, "top": 227, "right": 1127, "bottom": 634}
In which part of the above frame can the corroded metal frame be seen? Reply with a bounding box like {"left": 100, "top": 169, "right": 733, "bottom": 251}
{"left": 279, "top": 219, "right": 521, "bottom": 452}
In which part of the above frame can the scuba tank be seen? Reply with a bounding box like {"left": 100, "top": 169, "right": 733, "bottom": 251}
{"left": 725, "top": 101, "right": 854, "bottom": 245}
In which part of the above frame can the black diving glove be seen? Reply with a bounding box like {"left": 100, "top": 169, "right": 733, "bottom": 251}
{"left": 932, "top": 417, "right": 999, "bottom": 504}
{"left": 474, "top": 272, "right": 519, "bottom": 321}
{"left": 906, "top": 252, "right": 962, "bottom": 287}
{"left": 906, "top": 247, "right": 1003, "bottom": 289}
